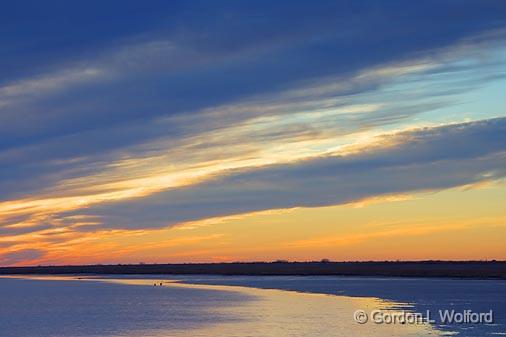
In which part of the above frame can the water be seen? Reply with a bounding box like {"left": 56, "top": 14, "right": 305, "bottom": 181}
{"left": 172, "top": 275, "right": 506, "bottom": 336}
{"left": 0, "top": 275, "right": 504, "bottom": 337}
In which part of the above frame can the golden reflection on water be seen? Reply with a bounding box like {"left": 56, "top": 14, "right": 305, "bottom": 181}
{"left": 5, "top": 276, "right": 441, "bottom": 337}
{"left": 100, "top": 277, "right": 440, "bottom": 337}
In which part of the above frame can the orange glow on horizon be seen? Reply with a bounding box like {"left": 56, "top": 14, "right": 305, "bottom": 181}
{"left": 3, "top": 183, "right": 505, "bottom": 266}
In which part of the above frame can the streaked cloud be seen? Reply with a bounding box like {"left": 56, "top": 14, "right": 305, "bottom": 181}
{"left": 67, "top": 118, "right": 506, "bottom": 230}
{"left": 0, "top": 249, "right": 45, "bottom": 266}
{"left": 1, "top": 1, "right": 506, "bottom": 265}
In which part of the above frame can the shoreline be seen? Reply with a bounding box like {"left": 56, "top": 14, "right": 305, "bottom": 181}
{"left": 1, "top": 261, "right": 505, "bottom": 279}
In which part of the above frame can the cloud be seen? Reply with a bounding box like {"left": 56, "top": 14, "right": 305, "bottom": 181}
{"left": 0, "top": 224, "right": 53, "bottom": 237}
{"left": 2, "top": 2, "right": 506, "bottom": 264}
{"left": 0, "top": 249, "right": 45, "bottom": 266}
{"left": 2, "top": 36, "right": 505, "bottom": 202}
{"left": 69, "top": 117, "right": 506, "bottom": 230}
{"left": 2, "top": 1, "right": 506, "bottom": 158}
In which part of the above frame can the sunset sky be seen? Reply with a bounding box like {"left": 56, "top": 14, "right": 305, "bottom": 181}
{"left": 1, "top": 1, "right": 506, "bottom": 266}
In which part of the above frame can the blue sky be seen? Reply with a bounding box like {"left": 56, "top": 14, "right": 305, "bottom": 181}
{"left": 1, "top": 1, "right": 506, "bottom": 265}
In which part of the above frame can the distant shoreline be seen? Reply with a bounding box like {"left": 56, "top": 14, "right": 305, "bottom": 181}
{"left": 1, "top": 261, "right": 505, "bottom": 279}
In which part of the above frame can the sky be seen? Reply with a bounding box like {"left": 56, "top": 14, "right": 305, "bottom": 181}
{"left": 1, "top": 1, "right": 506, "bottom": 266}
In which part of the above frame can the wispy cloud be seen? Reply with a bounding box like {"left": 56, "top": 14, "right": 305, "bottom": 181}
{"left": 2, "top": 1, "right": 506, "bottom": 264}
{"left": 0, "top": 249, "right": 45, "bottom": 266}
{"left": 64, "top": 118, "right": 505, "bottom": 231}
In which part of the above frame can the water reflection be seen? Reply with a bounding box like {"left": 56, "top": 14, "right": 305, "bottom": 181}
{"left": 93, "top": 277, "right": 442, "bottom": 337}
{"left": 0, "top": 276, "right": 441, "bottom": 337}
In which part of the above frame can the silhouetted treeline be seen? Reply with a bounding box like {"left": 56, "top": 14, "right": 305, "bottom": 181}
{"left": 1, "top": 261, "right": 505, "bottom": 279}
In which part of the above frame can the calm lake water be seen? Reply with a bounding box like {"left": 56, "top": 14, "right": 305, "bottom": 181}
{"left": 0, "top": 275, "right": 504, "bottom": 337}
